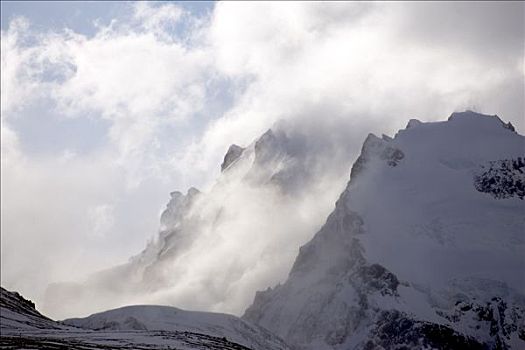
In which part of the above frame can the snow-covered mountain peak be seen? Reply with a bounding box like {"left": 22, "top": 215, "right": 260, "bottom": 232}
{"left": 406, "top": 118, "right": 423, "bottom": 129}
{"left": 41, "top": 110, "right": 524, "bottom": 350}
{"left": 244, "top": 112, "right": 525, "bottom": 350}
{"left": 349, "top": 132, "right": 404, "bottom": 182}
{"left": 390, "top": 111, "right": 523, "bottom": 169}
{"left": 451, "top": 110, "right": 516, "bottom": 131}
{"left": 448, "top": 110, "right": 489, "bottom": 120}
{"left": 447, "top": 110, "right": 516, "bottom": 133}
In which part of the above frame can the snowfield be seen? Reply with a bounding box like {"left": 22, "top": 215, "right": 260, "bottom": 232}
{"left": 63, "top": 305, "right": 290, "bottom": 350}
{"left": 0, "top": 287, "right": 290, "bottom": 350}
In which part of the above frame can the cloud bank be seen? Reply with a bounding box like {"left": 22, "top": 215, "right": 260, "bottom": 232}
{"left": 1, "top": 2, "right": 523, "bottom": 319}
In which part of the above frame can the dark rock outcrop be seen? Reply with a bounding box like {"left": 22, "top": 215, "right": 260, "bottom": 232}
{"left": 221, "top": 144, "right": 245, "bottom": 172}
{"left": 475, "top": 158, "right": 525, "bottom": 199}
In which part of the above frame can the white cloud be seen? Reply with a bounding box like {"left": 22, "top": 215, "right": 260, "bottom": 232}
{"left": 88, "top": 204, "right": 115, "bottom": 238}
{"left": 182, "top": 1, "right": 523, "bottom": 186}
{"left": 1, "top": 16, "right": 42, "bottom": 115}
{"left": 1, "top": 1, "right": 523, "bottom": 318}
{"left": 133, "top": 2, "right": 183, "bottom": 37}
{"left": 1, "top": 2, "right": 211, "bottom": 301}
{"left": 1, "top": 3, "right": 215, "bottom": 186}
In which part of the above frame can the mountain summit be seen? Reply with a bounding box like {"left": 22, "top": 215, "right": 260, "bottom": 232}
{"left": 243, "top": 111, "right": 525, "bottom": 350}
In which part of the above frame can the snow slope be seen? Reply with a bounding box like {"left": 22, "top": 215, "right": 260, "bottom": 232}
{"left": 244, "top": 111, "right": 525, "bottom": 349}
{"left": 0, "top": 286, "right": 289, "bottom": 349}
{"left": 63, "top": 304, "right": 290, "bottom": 350}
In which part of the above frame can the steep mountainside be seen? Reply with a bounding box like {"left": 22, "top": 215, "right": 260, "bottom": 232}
{"left": 0, "top": 286, "right": 62, "bottom": 332}
{"left": 0, "top": 286, "right": 289, "bottom": 350}
{"left": 243, "top": 112, "right": 525, "bottom": 350}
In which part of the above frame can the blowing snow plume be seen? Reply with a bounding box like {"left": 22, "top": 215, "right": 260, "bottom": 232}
{"left": 44, "top": 119, "right": 362, "bottom": 319}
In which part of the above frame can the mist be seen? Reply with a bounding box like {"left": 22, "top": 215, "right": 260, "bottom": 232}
{"left": 1, "top": 1, "right": 523, "bottom": 320}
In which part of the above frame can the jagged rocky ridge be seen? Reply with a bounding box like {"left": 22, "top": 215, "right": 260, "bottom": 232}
{"left": 0, "top": 286, "right": 290, "bottom": 350}
{"left": 243, "top": 111, "right": 525, "bottom": 350}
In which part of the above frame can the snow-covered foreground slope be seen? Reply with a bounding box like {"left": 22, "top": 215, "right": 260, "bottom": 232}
{"left": 0, "top": 286, "right": 290, "bottom": 349}
{"left": 244, "top": 112, "right": 525, "bottom": 350}
{"left": 63, "top": 305, "right": 290, "bottom": 350}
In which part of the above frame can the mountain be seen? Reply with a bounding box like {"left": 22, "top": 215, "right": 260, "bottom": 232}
{"left": 243, "top": 111, "right": 525, "bottom": 350}
{"left": 0, "top": 286, "right": 290, "bottom": 350}
{"left": 6, "top": 111, "right": 523, "bottom": 349}
{"left": 45, "top": 124, "right": 356, "bottom": 320}
{"left": 0, "top": 285, "right": 61, "bottom": 332}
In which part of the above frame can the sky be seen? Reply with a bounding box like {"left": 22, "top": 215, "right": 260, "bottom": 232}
{"left": 1, "top": 1, "right": 524, "bottom": 316}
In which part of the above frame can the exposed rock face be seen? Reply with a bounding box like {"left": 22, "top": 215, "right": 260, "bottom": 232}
{"left": 364, "top": 310, "right": 486, "bottom": 350}
{"left": 435, "top": 295, "right": 525, "bottom": 349}
{"left": 244, "top": 112, "right": 525, "bottom": 350}
{"left": 221, "top": 144, "right": 244, "bottom": 172}
{"left": 475, "top": 158, "right": 525, "bottom": 199}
